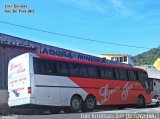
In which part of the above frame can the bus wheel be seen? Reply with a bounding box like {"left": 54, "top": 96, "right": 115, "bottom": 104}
{"left": 137, "top": 96, "right": 145, "bottom": 108}
{"left": 64, "top": 95, "right": 82, "bottom": 113}
{"left": 156, "top": 101, "right": 159, "bottom": 107}
{"left": 82, "top": 96, "right": 96, "bottom": 112}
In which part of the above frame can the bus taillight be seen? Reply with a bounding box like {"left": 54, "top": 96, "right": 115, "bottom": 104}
{"left": 28, "top": 87, "right": 31, "bottom": 94}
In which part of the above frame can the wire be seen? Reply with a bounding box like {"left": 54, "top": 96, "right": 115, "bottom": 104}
{"left": 0, "top": 20, "right": 155, "bottom": 50}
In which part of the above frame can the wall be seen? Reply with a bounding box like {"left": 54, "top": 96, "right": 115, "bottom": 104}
{"left": 0, "top": 90, "right": 9, "bottom": 113}
{"left": 153, "top": 79, "right": 160, "bottom": 97}
{"left": 0, "top": 46, "right": 35, "bottom": 89}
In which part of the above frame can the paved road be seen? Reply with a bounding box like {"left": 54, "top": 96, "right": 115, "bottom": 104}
{"left": 1, "top": 107, "right": 160, "bottom": 119}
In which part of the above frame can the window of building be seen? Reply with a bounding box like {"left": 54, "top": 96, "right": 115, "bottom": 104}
{"left": 111, "top": 57, "right": 117, "bottom": 61}
{"left": 111, "top": 57, "right": 114, "bottom": 60}
{"left": 116, "top": 57, "right": 119, "bottom": 62}
{"left": 124, "top": 56, "right": 127, "bottom": 62}
{"left": 120, "top": 57, "right": 123, "bottom": 62}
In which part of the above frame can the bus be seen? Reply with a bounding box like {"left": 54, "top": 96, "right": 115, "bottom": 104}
{"left": 8, "top": 52, "right": 152, "bottom": 113}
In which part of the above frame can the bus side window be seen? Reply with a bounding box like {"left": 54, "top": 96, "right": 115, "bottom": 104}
{"left": 88, "top": 66, "right": 99, "bottom": 78}
{"left": 119, "top": 69, "right": 128, "bottom": 80}
{"left": 50, "top": 61, "right": 57, "bottom": 74}
{"left": 137, "top": 72, "right": 148, "bottom": 88}
{"left": 104, "top": 68, "right": 114, "bottom": 79}
{"left": 100, "top": 68, "right": 105, "bottom": 79}
{"left": 57, "top": 62, "right": 68, "bottom": 76}
{"left": 100, "top": 67, "right": 114, "bottom": 79}
{"left": 33, "top": 58, "right": 42, "bottom": 74}
{"left": 41, "top": 60, "right": 51, "bottom": 74}
{"left": 68, "top": 63, "right": 80, "bottom": 76}
{"left": 148, "top": 78, "right": 153, "bottom": 91}
{"left": 114, "top": 69, "right": 120, "bottom": 79}
{"left": 138, "top": 72, "right": 147, "bottom": 81}
{"left": 79, "top": 65, "right": 88, "bottom": 77}
{"left": 129, "top": 70, "right": 137, "bottom": 81}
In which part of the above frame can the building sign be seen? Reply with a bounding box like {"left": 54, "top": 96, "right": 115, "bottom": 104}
{"left": 0, "top": 33, "right": 131, "bottom": 67}
{"left": 0, "top": 37, "right": 36, "bottom": 49}
{"left": 153, "top": 58, "right": 160, "bottom": 71}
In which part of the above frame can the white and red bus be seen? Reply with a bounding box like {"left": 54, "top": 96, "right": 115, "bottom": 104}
{"left": 8, "top": 52, "right": 152, "bottom": 113}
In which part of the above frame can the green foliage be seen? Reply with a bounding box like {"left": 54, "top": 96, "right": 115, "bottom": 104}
{"left": 132, "top": 48, "right": 160, "bottom": 66}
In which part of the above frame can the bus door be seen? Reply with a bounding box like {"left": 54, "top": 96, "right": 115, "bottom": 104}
{"left": 138, "top": 72, "right": 151, "bottom": 95}
{"left": 148, "top": 78, "right": 153, "bottom": 92}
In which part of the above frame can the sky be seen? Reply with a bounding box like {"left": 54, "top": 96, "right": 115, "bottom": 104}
{"left": 0, "top": 0, "right": 160, "bottom": 56}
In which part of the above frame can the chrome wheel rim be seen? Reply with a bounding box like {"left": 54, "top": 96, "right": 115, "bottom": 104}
{"left": 72, "top": 99, "right": 80, "bottom": 109}
{"left": 87, "top": 99, "right": 94, "bottom": 109}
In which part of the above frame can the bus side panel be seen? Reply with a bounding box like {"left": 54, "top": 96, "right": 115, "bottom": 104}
{"left": 141, "top": 91, "right": 152, "bottom": 104}
{"left": 35, "top": 87, "right": 60, "bottom": 105}
{"left": 69, "top": 77, "right": 146, "bottom": 105}
{"left": 33, "top": 75, "right": 151, "bottom": 106}
{"left": 34, "top": 75, "right": 88, "bottom": 106}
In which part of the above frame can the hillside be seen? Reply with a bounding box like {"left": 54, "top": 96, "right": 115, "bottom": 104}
{"left": 132, "top": 48, "right": 160, "bottom": 66}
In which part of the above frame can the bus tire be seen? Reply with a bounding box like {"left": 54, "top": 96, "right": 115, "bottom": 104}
{"left": 64, "top": 95, "right": 82, "bottom": 113}
{"left": 137, "top": 95, "right": 145, "bottom": 108}
{"left": 82, "top": 95, "right": 96, "bottom": 112}
{"left": 156, "top": 102, "right": 159, "bottom": 107}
